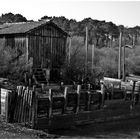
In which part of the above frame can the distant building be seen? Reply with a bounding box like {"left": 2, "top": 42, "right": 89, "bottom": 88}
{"left": 0, "top": 20, "right": 69, "bottom": 82}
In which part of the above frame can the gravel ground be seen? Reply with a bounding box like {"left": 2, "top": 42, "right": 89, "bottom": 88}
{"left": 0, "top": 116, "right": 57, "bottom": 139}
{"left": 51, "top": 117, "right": 140, "bottom": 138}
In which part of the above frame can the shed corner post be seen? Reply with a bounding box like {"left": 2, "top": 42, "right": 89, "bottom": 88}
{"left": 26, "top": 35, "right": 29, "bottom": 65}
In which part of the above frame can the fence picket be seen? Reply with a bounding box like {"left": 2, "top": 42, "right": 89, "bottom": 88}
{"left": 28, "top": 90, "right": 33, "bottom": 124}
{"left": 20, "top": 87, "right": 26, "bottom": 123}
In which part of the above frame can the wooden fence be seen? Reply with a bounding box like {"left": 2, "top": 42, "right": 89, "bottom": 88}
{"left": 10, "top": 84, "right": 104, "bottom": 128}
{"left": 13, "top": 86, "right": 35, "bottom": 127}
{"left": 2, "top": 78, "right": 140, "bottom": 129}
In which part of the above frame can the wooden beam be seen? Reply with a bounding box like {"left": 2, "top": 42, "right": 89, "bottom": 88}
{"left": 91, "top": 44, "right": 95, "bottom": 70}
{"left": 118, "top": 32, "right": 122, "bottom": 79}
{"left": 68, "top": 37, "right": 71, "bottom": 64}
{"left": 122, "top": 45, "right": 125, "bottom": 81}
{"left": 85, "top": 26, "right": 88, "bottom": 77}
{"left": 26, "top": 36, "right": 29, "bottom": 63}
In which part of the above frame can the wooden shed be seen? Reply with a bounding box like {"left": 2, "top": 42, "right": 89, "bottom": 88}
{"left": 0, "top": 20, "right": 69, "bottom": 82}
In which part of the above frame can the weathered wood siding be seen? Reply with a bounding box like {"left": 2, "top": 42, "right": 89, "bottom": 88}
{"left": 28, "top": 23, "right": 67, "bottom": 69}
{"left": 0, "top": 22, "right": 67, "bottom": 81}
{"left": 0, "top": 35, "right": 27, "bottom": 64}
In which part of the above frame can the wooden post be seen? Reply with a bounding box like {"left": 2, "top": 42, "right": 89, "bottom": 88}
{"left": 63, "top": 87, "right": 68, "bottom": 114}
{"left": 21, "top": 89, "right": 26, "bottom": 123}
{"left": 88, "top": 84, "right": 91, "bottom": 90}
{"left": 29, "top": 78, "right": 32, "bottom": 87}
{"left": 91, "top": 44, "right": 95, "bottom": 71}
{"left": 111, "top": 83, "right": 114, "bottom": 99}
{"left": 5, "top": 91, "right": 9, "bottom": 122}
{"left": 76, "top": 85, "right": 81, "bottom": 113}
{"left": 23, "top": 89, "right": 28, "bottom": 123}
{"left": 85, "top": 26, "right": 88, "bottom": 78}
{"left": 118, "top": 32, "right": 122, "bottom": 79}
{"left": 130, "top": 81, "right": 136, "bottom": 109}
{"left": 41, "top": 83, "right": 45, "bottom": 91}
{"left": 48, "top": 89, "right": 53, "bottom": 118}
{"left": 101, "top": 80, "right": 105, "bottom": 107}
{"left": 28, "top": 90, "right": 32, "bottom": 124}
{"left": 122, "top": 45, "right": 125, "bottom": 81}
{"left": 24, "top": 73, "right": 28, "bottom": 86}
{"left": 18, "top": 86, "right": 25, "bottom": 123}
{"left": 25, "top": 87, "right": 29, "bottom": 123}
{"left": 68, "top": 37, "right": 71, "bottom": 65}
{"left": 33, "top": 85, "right": 36, "bottom": 91}
{"left": 31, "top": 87, "right": 37, "bottom": 129}
{"left": 26, "top": 36, "right": 29, "bottom": 63}
{"left": 87, "top": 91, "right": 91, "bottom": 111}
{"left": 132, "top": 35, "right": 135, "bottom": 47}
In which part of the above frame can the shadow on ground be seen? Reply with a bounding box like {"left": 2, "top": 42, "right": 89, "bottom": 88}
{"left": 50, "top": 117, "right": 140, "bottom": 138}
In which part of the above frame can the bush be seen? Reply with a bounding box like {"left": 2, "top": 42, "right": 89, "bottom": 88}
{"left": 0, "top": 44, "right": 32, "bottom": 83}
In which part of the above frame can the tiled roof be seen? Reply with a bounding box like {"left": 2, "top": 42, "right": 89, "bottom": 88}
{"left": 0, "top": 20, "right": 68, "bottom": 35}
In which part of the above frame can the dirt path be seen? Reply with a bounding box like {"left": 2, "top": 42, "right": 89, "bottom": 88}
{"left": 51, "top": 117, "right": 140, "bottom": 138}
{"left": 1, "top": 115, "right": 140, "bottom": 138}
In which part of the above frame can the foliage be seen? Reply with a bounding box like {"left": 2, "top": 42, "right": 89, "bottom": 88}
{"left": 39, "top": 15, "right": 140, "bottom": 48}
{"left": 0, "top": 42, "right": 31, "bottom": 82}
{"left": 62, "top": 36, "right": 119, "bottom": 84}
{"left": 63, "top": 36, "right": 140, "bottom": 83}
{"left": 0, "top": 13, "right": 27, "bottom": 23}
{"left": 125, "top": 46, "right": 140, "bottom": 75}
{"left": 0, "top": 12, "right": 140, "bottom": 83}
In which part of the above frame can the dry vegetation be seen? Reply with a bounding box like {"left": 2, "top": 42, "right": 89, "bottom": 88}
{"left": 62, "top": 36, "right": 140, "bottom": 83}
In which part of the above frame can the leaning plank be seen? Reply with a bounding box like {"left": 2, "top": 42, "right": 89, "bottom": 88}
{"left": 20, "top": 87, "right": 26, "bottom": 123}
{"left": 24, "top": 87, "right": 29, "bottom": 123}
{"left": 18, "top": 86, "right": 25, "bottom": 122}
{"left": 28, "top": 89, "right": 33, "bottom": 123}
{"left": 14, "top": 86, "right": 22, "bottom": 121}
{"left": 31, "top": 90, "right": 36, "bottom": 128}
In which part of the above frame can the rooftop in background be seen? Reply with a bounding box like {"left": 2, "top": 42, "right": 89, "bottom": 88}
{"left": 0, "top": 20, "right": 69, "bottom": 36}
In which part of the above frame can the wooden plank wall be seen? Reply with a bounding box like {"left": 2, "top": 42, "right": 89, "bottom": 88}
{"left": 28, "top": 24, "right": 67, "bottom": 70}
{"left": 3, "top": 35, "right": 27, "bottom": 64}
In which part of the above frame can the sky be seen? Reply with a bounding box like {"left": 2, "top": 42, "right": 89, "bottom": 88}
{"left": 0, "top": 0, "right": 140, "bottom": 27}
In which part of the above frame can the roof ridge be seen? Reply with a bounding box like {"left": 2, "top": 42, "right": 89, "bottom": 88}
{"left": 0, "top": 20, "right": 69, "bottom": 36}
{"left": 3, "top": 21, "right": 33, "bottom": 25}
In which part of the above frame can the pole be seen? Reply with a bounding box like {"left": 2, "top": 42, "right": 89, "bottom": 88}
{"left": 118, "top": 32, "right": 122, "bottom": 79}
{"left": 68, "top": 37, "right": 71, "bottom": 65}
{"left": 91, "top": 44, "right": 95, "bottom": 70}
{"left": 85, "top": 26, "right": 88, "bottom": 78}
{"left": 132, "top": 35, "right": 135, "bottom": 47}
{"left": 122, "top": 45, "right": 125, "bottom": 81}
